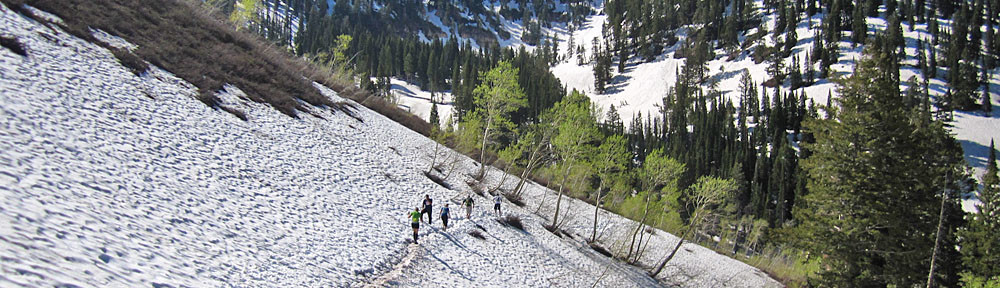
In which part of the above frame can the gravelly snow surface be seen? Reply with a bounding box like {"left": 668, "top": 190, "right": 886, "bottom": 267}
{"left": 0, "top": 3, "right": 780, "bottom": 287}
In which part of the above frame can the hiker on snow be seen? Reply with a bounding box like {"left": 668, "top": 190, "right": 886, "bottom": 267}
{"left": 421, "top": 194, "right": 433, "bottom": 223}
{"left": 440, "top": 204, "right": 450, "bottom": 230}
{"left": 493, "top": 194, "right": 502, "bottom": 216}
{"left": 409, "top": 207, "right": 422, "bottom": 243}
{"left": 462, "top": 194, "right": 475, "bottom": 219}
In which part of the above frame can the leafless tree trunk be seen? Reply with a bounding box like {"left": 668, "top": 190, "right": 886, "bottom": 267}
{"left": 626, "top": 192, "right": 652, "bottom": 263}
{"left": 477, "top": 118, "right": 493, "bottom": 180}
{"left": 551, "top": 160, "right": 574, "bottom": 228}
{"left": 650, "top": 177, "right": 735, "bottom": 277}
{"left": 512, "top": 136, "right": 549, "bottom": 197}
{"left": 927, "top": 184, "right": 949, "bottom": 288}
{"left": 590, "top": 181, "right": 605, "bottom": 242}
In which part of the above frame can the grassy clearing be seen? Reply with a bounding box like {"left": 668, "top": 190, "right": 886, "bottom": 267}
{"left": 742, "top": 247, "right": 819, "bottom": 287}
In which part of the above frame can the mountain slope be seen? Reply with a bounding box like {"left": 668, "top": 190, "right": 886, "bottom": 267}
{"left": 0, "top": 2, "right": 778, "bottom": 287}
{"left": 547, "top": 0, "right": 1000, "bottom": 210}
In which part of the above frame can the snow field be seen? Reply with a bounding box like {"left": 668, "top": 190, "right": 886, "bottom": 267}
{"left": 1, "top": 4, "right": 446, "bottom": 286}
{"left": 386, "top": 78, "right": 457, "bottom": 128}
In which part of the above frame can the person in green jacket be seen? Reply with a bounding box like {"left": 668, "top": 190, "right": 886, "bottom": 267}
{"left": 409, "top": 207, "right": 422, "bottom": 243}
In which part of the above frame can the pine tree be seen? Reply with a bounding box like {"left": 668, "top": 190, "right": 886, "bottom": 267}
{"left": 770, "top": 133, "right": 796, "bottom": 226}
{"left": 984, "top": 81, "right": 994, "bottom": 116}
{"left": 979, "top": 139, "right": 999, "bottom": 227}
{"left": 430, "top": 101, "right": 440, "bottom": 128}
{"left": 851, "top": 3, "right": 867, "bottom": 45}
{"left": 785, "top": 24, "right": 799, "bottom": 55}
{"left": 959, "top": 140, "right": 1000, "bottom": 284}
{"left": 794, "top": 42, "right": 967, "bottom": 286}
{"left": 950, "top": 60, "right": 981, "bottom": 111}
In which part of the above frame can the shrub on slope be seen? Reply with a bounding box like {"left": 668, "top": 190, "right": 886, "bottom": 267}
{"left": 0, "top": 35, "right": 27, "bottom": 56}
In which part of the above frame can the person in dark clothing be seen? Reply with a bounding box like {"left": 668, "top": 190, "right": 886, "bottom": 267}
{"left": 409, "top": 207, "right": 422, "bottom": 243}
{"left": 493, "top": 194, "right": 502, "bottom": 216}
{"left": 421, "top": 194, "right": 433, "bottom": 223}
{"left": 440, "top": 204, "right": 450, "bottom": 230}
{"left": 462, "top": 195, "right": 475, "bottom": 219}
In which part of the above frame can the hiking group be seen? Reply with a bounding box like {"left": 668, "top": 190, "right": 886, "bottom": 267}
{"left": 407, "top": 193, "right": 501, "bottom": 244}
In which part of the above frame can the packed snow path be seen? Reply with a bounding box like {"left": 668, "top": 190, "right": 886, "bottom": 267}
{"left": 364, "top": 242, "right": 422, "bottom": 287}
{"left": 1, "top": 3, "right": 779, "bottom": 287}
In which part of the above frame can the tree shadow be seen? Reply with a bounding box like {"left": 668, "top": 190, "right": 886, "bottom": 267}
{"left": 958, "top": 139, "right": 992, "bottom": 170}
{"left": 391, "top": 83, "right": 418, "bottom": 98}
{"left": 603, "top": 73, "right": 632, "bottom": 94}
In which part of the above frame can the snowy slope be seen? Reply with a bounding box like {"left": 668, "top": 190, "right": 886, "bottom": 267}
{"left": 0, "top": 3, "right": 778, "bottom": 287}
{"left": 387, "top": 77, "right": 457, "bottom": 128}
{"left": 547, "top": 3, "right": 1000, "bottom": 210}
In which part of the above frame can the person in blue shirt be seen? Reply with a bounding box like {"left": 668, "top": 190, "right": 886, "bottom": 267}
{"left": 440, "top": 204, "right": 451, "bottom": 231}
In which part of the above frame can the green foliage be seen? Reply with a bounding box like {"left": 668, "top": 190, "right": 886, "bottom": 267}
{"left": 229, "top": 0, "right": 260, "bottom": 30}
{"left": 636, "top": 148, "right": 686, "bottom": 230}
{"left": 329, "top": 35, "right": 353, "bottom": 68}
{"left": 688, "top": 176, "right": 737, "bottom": 215}
{"left": 548, "top": 90, "right": 601, "bottom": 226}
{"left": 594, "top": 134, "right": 629, "bottom": 186}
{"left": 456, "top": 116, "right": 484, "bottom": 155}
{"left": 960, "top": 140, "right": 1000, "bottom": 281}
{"left": 466, "top": 61, "right": 527, "bottom": 167}
{"left": 429, "top": 101, "right": 440, "bottom": 128}
{"left": 795, "top": 42, "right": 966, "bottom": 286}
{"left": 640, "top": 149, "right": 685, "bottom": 193}
{"left": 960, "top": 272, "right": 1000, "bottom": 288}
{"left": 551, "top": 90, "right": 600, "bottom": 164}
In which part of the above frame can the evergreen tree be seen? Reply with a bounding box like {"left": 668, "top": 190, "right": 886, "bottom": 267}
{"left": 770, "top": 132, "right": 797, "bottom": 226}
{"left": 593, "top": 44, "right": 612, "bottom": 94}
{"left": 785, "top": 23, "right": 799, "bottom": 55}
{"left": 948, "top": 60, "right": 982, "bottom": 111}
{"left": 984, "top": 82, "right": 994, "bottom": 116}
{"left": 851, "top": 3, "right": 867, "bottom": 45}
{"left": 959, "top": 140, "right": 1000, "bottom": 284}
{"left": 794, "top": 42, "right": 967, "bottom": 286}
{"left": 205, "top": 0, "right": 237, "bottom": 16}
{"left": 430, "top": 101, "right": 440, "bottom": 128}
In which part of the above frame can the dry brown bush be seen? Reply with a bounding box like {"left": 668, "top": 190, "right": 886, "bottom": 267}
{"left": 0, "top": 35, "right": 26, "bottom": 57}
{"left": 109, "top": 47, "right": 149, "bottom": 75}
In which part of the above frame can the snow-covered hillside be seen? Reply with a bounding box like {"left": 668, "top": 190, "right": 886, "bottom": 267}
{"left": 388, "top": 78, "right": 457, "bottom": 126}
{"left": 549, "top": 2, "right": 1000, "bottom": 186}
{"left": 0, "top": 3, "right": 779, "bottom": 287}
{"left": 270, "top": 0, "right": 580, "bottom": 50}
